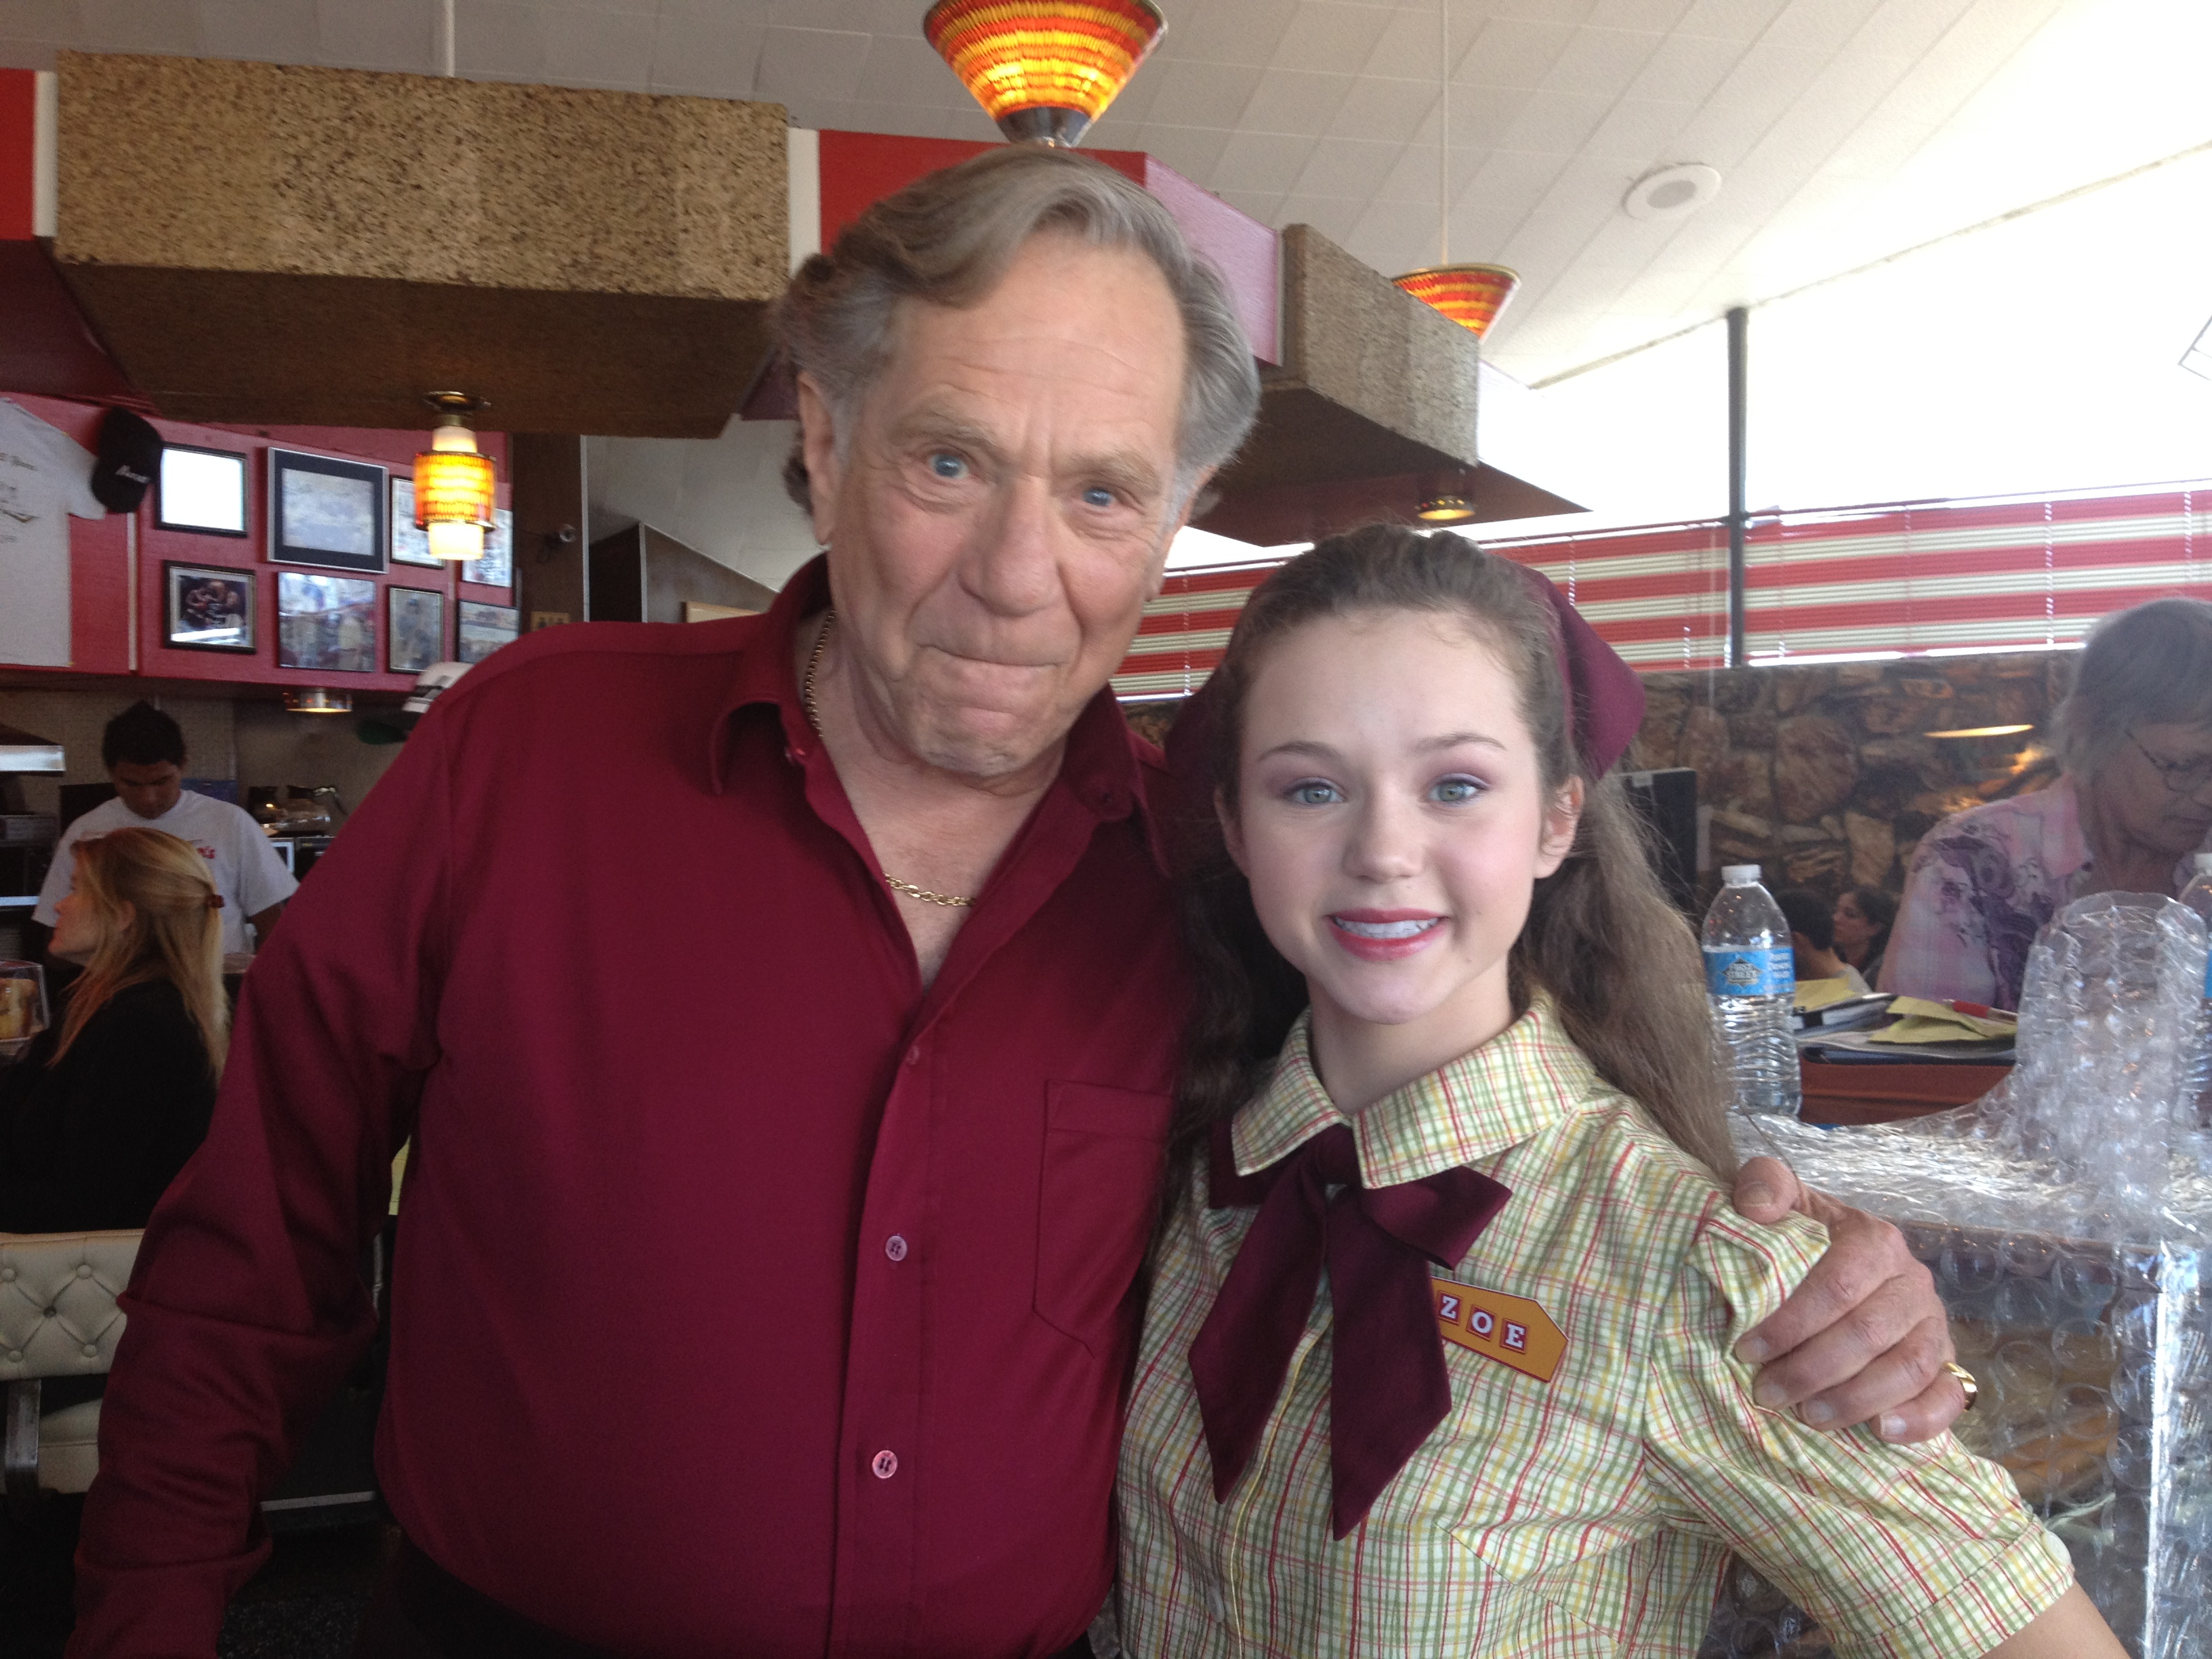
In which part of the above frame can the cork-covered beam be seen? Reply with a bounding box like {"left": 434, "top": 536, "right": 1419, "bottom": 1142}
{"left": 49, "top": 53, "right": 787, "bottom": 436}
{"left": 1208, "top": 223, "right": 1482, "bottom": 495}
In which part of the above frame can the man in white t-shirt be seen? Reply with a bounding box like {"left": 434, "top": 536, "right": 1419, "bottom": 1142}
{"left": 0, "top": 398, "right": 108, "bottom": 669}
{"left": 34, "top": 701, "right": 298, "bottom": 957}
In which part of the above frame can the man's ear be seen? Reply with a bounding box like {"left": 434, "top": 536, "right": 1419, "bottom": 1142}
{"left": 1535, "top": 775, "right": 1585, "bottom": 878}
{"left": 1216, "top": 785, "right": 1249, "bottom": 876}
{"left": 795, "top": 373, "right": 842, "bottom": 547}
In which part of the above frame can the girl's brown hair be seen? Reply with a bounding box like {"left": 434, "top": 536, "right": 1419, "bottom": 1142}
{"left": 55, "top": 826, "right": 228, "bottom": 1076}
{"left": 1170, "top": 525, "right": 1736, "bottom": 1188}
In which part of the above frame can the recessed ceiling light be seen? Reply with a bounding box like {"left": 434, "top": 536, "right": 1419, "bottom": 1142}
{"left": 1623, "top": 164, "right": 1721, "bottom": 221}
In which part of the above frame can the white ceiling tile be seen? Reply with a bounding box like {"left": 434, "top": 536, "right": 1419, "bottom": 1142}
{"left": 1243, "top": 68, "right": 1356, "bottom": 136}
{"left": 316, "top": 0, "right": 432, "bottom": 72}
{"left": 1481, "top": 0, "right": 1599, "bottom": 23}
{"left": 855, "top": 34, "right": 962, "bottom": 109}
{"left": 1351, "top": 196, "right": 1445, "bottom": 274}
{"left": 1276, "top": 191, "right": 1370, "bottom": 244}
{"left": 1498, "top": 87, "right": 1612, "bottom": 154}
{"left": 754, "top": 26, "right": 871, "bottom": 109}
{"left": 196, "top": 0, "right": 316, "bottom": 62}
{"left": 1144, "top": 58, "right": 1266, "bottom": 127}
{"left": 84, "top": 0, "right": 199, "bottom": 52}
{"left": 1761, "top": 0, "right": 1884, "bottom": 54}
{"left": 1849, "top": 0, "right": 1978, "bottom": 60}
{"left": 1273, "top": 3, "right": 1396, "bottom": 73}
{"left": 454, "top": 1, "right": 545, "bottom": 81}
{"left": 544, "top": 7, "right": 656, "bottom": 87}
{"left": 1583, "top": 94, "right": 1696, "bottom": 161}
{"left": 1097, "top": 64, "right": 1164, "bottom": 126}
{"left": 1214, "top": 129, "right": 1322, "bottom": 192}
{"left": 647, "top": 15, "right": 764, "bottom": 98}
{"left": 937, "top": 102, "right": 1003, "bottom": 142}
{"left": 1589, "top": 0, "right": 1695, "bottom": 27}
{"left": 1133, "top": 122, "right": 1235, "bottom": 182}
{"left": 1459, "top": 146, "right": 1576, "bottom": 220}
{"left": 1363, "top": 8, "right": 1448, "bottom": 82}
{"left": 1295, "top": 136, "right": 1405, "bottom": 198}
{"left": 1214, "top": 185, "right": 1288, "bottom": 224}
{"left": 763, "top": 0, "right": 880, "bottom": 29}
{"left": 1328, "top": 75, "right": 1439, "bottom": 144}
{"left": 1540, "top": 25, "right": 1666, "bottom": 100}
{"left": 1668, "top": 0, "right": 1790, "bottom": 41}
{"left": 1458, "top": 16, "right": 1577, "bottom": 88}
{"left": 1439, "top": 82, "right": 1532, "bottom": 151}
{"left": 1622, "top": 29, "right": 1744, "bottom": 101}
{"left": 4, "top": 1, "right": 87, "bottom": 47}
{"left": 1166, "top": 0, "right": 1302, "bottom": 68}
{"left": 1378, "top": 140, "right": 1444, "bottom": 204}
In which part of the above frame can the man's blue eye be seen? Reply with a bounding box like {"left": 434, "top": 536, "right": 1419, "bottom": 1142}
{"left": 1432, "top": 777, "right": 1483, "bottom": 804}
{"left": 928, "top": 453, "right": 966, "bottom": 479}
{"left": 1082, "top": 485, "right": 1115, "bottom": 508}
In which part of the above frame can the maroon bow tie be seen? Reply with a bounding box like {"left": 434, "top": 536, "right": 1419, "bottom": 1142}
{"left": 1189, "top": 1120, "right": 1511, "bottom": 1538}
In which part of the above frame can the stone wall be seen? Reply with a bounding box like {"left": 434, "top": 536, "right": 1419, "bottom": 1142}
{"left": 1626, "top": 650, "right": 2073, "bottom": 899}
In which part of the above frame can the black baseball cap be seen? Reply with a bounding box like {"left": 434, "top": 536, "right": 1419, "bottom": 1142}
{"left": 91, "top": 407, "right": 162, "bottom": 513}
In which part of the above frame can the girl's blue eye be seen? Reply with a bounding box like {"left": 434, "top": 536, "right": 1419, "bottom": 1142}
{"left": 1289, "top": 780, "right": 1343, "bottom": 806}
{"left": 928, "top": 452, "right": 966, "bottom": 479}
{"left": 1431, "top": 776, "right": 1483, "bottom": 804}
{"left": 1081, "top": 485, "right": 1115, "bottom": 508}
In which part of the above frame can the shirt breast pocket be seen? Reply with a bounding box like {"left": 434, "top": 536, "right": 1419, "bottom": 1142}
{"left": 1033, "top": 1080, "right": 1170, "bottom": 1354}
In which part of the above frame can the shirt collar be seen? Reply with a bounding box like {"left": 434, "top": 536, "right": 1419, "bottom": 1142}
{"left": 699, "top": 554, "right": 1169, "bottom": 867}
{"left": 1231, "top": 998, "right": 1604, "bottom": 1188}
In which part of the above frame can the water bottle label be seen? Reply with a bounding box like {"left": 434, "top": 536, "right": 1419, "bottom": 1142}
{"left": 1704, "top": 947, "right": 1794, "bottom": 997}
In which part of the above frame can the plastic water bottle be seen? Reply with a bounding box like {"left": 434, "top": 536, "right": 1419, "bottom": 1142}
{"left": 1703, "top": 864, "right": 1801, "bottom": 1116}
{"left": 2178, "top": 853, "right": 2212, "bottom": 1113}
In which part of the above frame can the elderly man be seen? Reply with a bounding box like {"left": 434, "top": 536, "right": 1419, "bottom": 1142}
{"left": 73, "top": 150, "right": 1960, "bottom": 1658}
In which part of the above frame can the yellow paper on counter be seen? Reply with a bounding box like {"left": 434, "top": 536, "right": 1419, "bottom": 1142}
{"left": 1865, "top": 996, "right": 2017, "bottom": 1044}
{"left": 1794, "top": 978, "right": 1863, "bottom": 1012}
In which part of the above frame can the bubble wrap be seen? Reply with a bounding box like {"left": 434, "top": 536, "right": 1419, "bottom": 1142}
{"left": 1703, "top": 894, "right": 2212, "bottom": 1659}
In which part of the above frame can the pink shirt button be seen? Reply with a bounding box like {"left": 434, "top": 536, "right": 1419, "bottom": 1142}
{"left": 871, "top": 1450, "right": 899, "bottom": 1480}
{"left": 884, "top": 1234, "right": 909, "bottom": 1263}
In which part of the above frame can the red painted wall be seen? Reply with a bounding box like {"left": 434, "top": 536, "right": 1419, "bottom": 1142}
{"left": 3, "top": 390, "right": 512, "bottom": 691}
{"left": 0, "top": 69, "right": 35, "bottom": 242}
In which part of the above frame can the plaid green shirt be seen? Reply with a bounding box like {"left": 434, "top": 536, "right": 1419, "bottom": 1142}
{"left": 1118, "top": 1000, "right": 2071, "bottom": 1657}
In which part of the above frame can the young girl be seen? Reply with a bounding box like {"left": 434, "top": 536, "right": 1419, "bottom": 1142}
{"left": 1116, "top": 527, "right": 2114, "bottom": 1657}
{"left": 0, "top": 825, "right": 228, "bottom": 1230}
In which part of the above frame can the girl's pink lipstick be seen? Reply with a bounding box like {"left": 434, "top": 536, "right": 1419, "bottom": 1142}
{"left": 1328, "top": 909, "right": 1446, "bottom": 962}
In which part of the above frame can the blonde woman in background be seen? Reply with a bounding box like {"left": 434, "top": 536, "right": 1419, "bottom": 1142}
{"left": 0, "top": 827, "right": 228, "bottom": 1231}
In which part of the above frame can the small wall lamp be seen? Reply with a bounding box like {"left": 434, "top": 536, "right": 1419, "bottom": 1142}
{"left": 414, "top": 392, "right": 497, "bottom": 562}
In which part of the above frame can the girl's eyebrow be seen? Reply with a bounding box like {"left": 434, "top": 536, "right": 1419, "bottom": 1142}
{"left": 1254, "top": 732, "right": 1507, "bottom": 764}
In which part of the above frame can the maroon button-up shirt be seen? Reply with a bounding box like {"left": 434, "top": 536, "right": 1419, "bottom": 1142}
{"left": 74, "top": 560, "right": 1188, "bottom": 1658}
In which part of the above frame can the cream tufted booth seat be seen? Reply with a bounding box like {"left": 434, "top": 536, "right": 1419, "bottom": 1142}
{"left": 0, "top": 1229, "right": 140, "bottom": 1506}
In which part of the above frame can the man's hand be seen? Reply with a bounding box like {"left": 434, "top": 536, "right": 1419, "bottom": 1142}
{"left": 1730, "top": 1155, "right": 1964, "bottom": 1444}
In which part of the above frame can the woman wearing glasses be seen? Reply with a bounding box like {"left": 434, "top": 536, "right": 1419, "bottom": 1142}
{"left": 1885, "top": 597, "right": 2212, "bottom": 1009}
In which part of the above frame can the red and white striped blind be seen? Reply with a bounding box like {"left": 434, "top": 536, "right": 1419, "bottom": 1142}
{"left": 1113, "top": 483, "right": 2212, "bottom": 697}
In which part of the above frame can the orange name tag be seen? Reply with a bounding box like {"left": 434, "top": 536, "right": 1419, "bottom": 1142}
{"left": 1432, "top": 1277, "right": 1565, "bottom": 1384}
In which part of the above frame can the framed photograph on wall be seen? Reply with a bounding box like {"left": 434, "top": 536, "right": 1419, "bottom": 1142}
{"left": 269, "top": 449, "right": 387, "bottom": 573}
{"left": 163, "top": 562, "right": 255, "bottom": 653}
{"left": 390, "top": 476, "right": 440, "bottom": 567}
{"left": 276, "top": 571, "right": 377, "bottom": 672}
{"left": 157, "top": 445, "right": 249, "bottom": 537}
{"left": 457, "top": 600, "right": 520, "bottom": 665}
{"left": 388, "top": 587, "right": 446, "bottom": 674}
{"left": 462, "top": 508, "right": 514, "bottom": 588}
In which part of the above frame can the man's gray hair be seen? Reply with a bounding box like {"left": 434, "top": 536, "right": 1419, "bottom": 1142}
{"left": 2055, "top": 596, "right": 2212, "bottom": 777}
{"left": 774, "top": 145, "right": 1261, "bottom": 515}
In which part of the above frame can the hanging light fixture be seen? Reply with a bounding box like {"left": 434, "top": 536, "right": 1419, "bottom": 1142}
{"left": 413, "top": 392, "right": 497, "bottom": 562}
{"left": 283, "top": 688, "right": 352, "bottom": 715}
{"left": 1392, "top": 264, "right": 1521, "bottom": 340}
{"left": 924, "top": 0, "right": 1167, "bottom": 148}
{"left": 1391, "top": 0, "right": 1521, "bottom": 349}
{"left": 1414, "top": 476, "right": 1475, "bottom": 523}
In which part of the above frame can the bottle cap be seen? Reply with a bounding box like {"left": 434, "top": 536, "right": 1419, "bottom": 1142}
{"left": 1721, "top": 864, "right": 1761, "bottom": 883}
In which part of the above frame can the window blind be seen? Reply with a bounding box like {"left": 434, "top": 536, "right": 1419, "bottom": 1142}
{"left": 1109, "top": 484, "right": 2212, "bottom": 697}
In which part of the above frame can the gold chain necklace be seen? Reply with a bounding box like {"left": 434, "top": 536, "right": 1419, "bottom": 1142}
{"left": 801, "top": 609, "right": 978, "bottom": 909}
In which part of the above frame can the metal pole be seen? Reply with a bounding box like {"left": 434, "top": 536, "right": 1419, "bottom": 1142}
{"left": 1725, "top": 304, "right": 1748, "bottom": 668}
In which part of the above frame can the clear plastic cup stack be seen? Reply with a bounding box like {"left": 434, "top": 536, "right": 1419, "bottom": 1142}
{"left": 1702, "top": 893, "right": 2212, "bottom": 1659}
